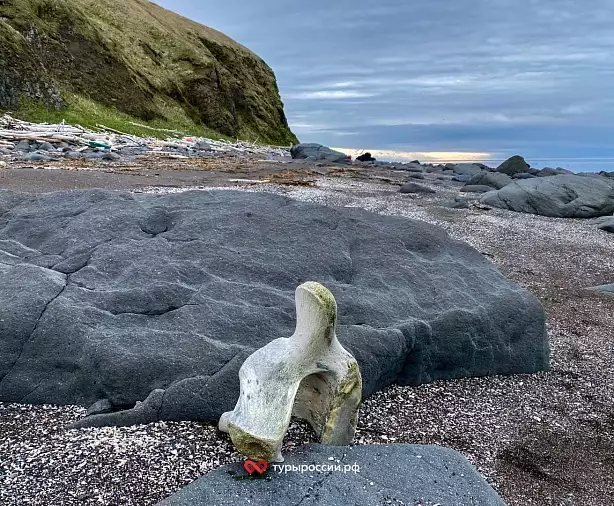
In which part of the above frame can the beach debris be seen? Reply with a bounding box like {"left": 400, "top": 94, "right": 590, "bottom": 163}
{"left": 0, "top": 113, "right": 291, "bottom": 163}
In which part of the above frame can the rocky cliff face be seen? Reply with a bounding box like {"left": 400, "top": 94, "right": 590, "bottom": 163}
{"left": 0, "top": 0, "right": 297, "bottom": 144}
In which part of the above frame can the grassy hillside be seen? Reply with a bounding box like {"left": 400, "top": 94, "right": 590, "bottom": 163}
{"left": 0, "top": 0, "right": 298, "bottom": 144}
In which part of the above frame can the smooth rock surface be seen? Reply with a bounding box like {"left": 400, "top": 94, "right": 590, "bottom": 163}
{"left": 290, "top": 144, "right": 350, "bottom": 163}
{"left": 467, "top": 171, "right": 513, "bottom": 189}
{"left": 156, "top": 444, "right": 506, "bottom": 506}
{"left": 588, "top": 284, "right": 614, "bottom": 295}
{"left": 399, "top": 182, "right": 436, "bottom": 193}
{"left": 452, "top": 163, "right": 483, "bottom": 176}
{"left": 460, "top": 185, "right": 495, "bottom": 193}
{"left": 0, "top": 189, "right": 548, "bottom": 424}
{"left": 481, "top": 175, "right": 614, "bottom": 218}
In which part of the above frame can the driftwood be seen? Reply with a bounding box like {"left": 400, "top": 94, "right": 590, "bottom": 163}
{"left": 0, "top": 113, "right": 291, "bottom": 158}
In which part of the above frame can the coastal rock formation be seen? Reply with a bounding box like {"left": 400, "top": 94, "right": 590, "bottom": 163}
{"left": 0, "top": 189, "right": 548, "bottom": 423}
{"left": 399, "top": 182, "right": 436, "bottom": 193}
{"left": 290, "top": 143, "right": 350, "bottom": 163}
{"left": 496, "top": 155, "right": 531, "bottom": 176}
{"left": 156, "top": 444, "right": 506, "bottom": 506}
{"left": 481, "top": 175, "right": 614, "bottom": 218}
{"left": 467, "top": 171, "right": 513, "bottom": 190}
{"left": 0, "top": 0, "right": 296, "bottom": 144}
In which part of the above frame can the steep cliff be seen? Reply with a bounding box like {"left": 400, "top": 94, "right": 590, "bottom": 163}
{"left": 0, "top": 0, "right": 297, "bottom": 144}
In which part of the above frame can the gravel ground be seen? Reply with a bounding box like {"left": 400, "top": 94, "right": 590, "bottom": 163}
{"left": 1, "top": 174, "right": 613, "bottom": 505}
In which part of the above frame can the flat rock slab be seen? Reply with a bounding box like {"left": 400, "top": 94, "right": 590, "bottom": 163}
{"left": 0, "top": 189, "right": 548, "bottom": 422}
{"left": 156, "top": 444, "right": 506, "bottom": 506}
{"left": 588, "top": 284, "right": 614, "bottom": 295}
{"left": 481, "top": 175, "right": 614, "bottom": 218}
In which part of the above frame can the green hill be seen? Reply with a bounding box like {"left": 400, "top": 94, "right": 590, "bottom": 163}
{"left": 0, "top": 0, "right": 298, "bottom": 144}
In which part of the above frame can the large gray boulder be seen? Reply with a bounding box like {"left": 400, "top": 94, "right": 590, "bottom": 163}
{"left": 156, "top": 444, "right": 506, "bottom": 506}
{"left": 0, "top": 189, "right": 548, "bottom": 424}
{"left": 290, "top": 143, "right": 350, "bottom": 163}
{"left": 467, "top": 171, "right": 513, "bottom": 190}
{"left": 481, "top": 175, "right": 614, "bottom": 218}
{"left": 496, "top": 155, "right": 530, "bottom": 176}
{"left": 452, "top": 163, "right": 483, "bottom": 176}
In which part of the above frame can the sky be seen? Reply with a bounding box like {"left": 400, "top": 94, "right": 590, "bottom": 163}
{"left": 155, "top": 0, "right": 614, "bottom": 170}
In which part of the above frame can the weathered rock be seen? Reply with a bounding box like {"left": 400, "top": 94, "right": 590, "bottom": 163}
{"left": 15, "top": 140, "right": 31, "bottom": 152}
{"left": 538, "top": 167, "right": 574, "bottom": 177}
{"left": 23, "top": 152, "right": 58, "bottom": 162}
{"left": 452, "top": 174, "right": 472, "bottom": 183}
{"left": 452, "top": 163, "right": 483, "bottom": 176}
{"left": 356, "top": 152, "right": 376, "bottom": 162}
{"left": 37, "top": 142, "right": 55, "bottom": 151}
{"left": 290, "top": 144, "right": 349, "bottom": 163}
{"left": 588, "top": 284, "right": 614, "bottom": 295}
{"left": 0, "top": 189, "right": 548, "bottom": 425}
{"left": 496, "top": 155, "right": 530, "bottom": 176}
{"left": 399, "top": 162, "right": 424, "bottom": 173}
{"left": 513, "top": 172, "right": 537, "bottom": 179}
{"left": 102, "top": 152, "right": 121, "bottom": 161}
{"left": 460, "top": 185, "right": 496, "bottom": 193}
{"left": 441, "top": 199, "right": 470, "bottom": 209}
{"left": 399, "top": 183, "right": 436, "bottom": 194}
{"left": 598, "top": 217, "right": 614, "bottom": 233}
{"left": 156, "top": 444, "right": 506, "bottom": 506}
{"left": 481, "top": 175, "right": 614, "bottom": 218}
{"left": 407, "top": 172, "right": 425, "bottom": 179}
{"left": 218, "top": 282, "right": 362, "bottom": 462}
{"left": 467, "top": 171, "right": 512, "bottom": 190}
{"left": 86, "top": 398, "right": 114, "bottom": 416}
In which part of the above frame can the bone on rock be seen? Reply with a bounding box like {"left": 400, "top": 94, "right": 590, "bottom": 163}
{"left": 218, "top": 281, "right": 362, "bottom": 463}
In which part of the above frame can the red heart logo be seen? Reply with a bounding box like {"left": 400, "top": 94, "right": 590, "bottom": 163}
{"left": 243, "top": 459, "right": 268, "bottom": 475}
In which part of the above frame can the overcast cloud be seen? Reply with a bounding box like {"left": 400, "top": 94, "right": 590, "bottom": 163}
{"left": 155, "top": 0, "right": 614, "bottom": 169}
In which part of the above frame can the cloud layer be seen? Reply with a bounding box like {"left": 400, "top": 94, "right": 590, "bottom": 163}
{"left": 156, "top": 0, "right": 614, "bottom": 169}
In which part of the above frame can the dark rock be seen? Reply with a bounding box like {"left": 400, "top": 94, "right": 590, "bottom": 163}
{"left": 588, "top": 284, "right": 614, "bottom": 295}
{"left": 86, "top": 398, "right": 114, "bottom": 416}
{"left": 512, "top": 173, "right": 537, "bottom": 179}
{"left": 399, "top": 163, "right": 423, "bottom": 173}
{"left": 442, "top": 200, "right": 470, "bottom": 209}
{"left": 467, "top": 171, "right": 512, "bottom": 190}
{"left": 496, "top": 155, "right": 530, "bottom": 176}
{"left": 399, "top": 183, "right": 436, "bottom": 194}
{"left": 452, "top": 163, "right": 483, "bottom": 176}
{"left": 0, "top": 189, "right": 548, "bottom": 426}
{"left": 452, "top": 175, "right": 472, "bottom": 183}
{"left": 37, "top": 142, "right": 55, "bottom": 151}
{"left": 481, "top": 175, "right": 614, "bottom": 218}
{"left": 537, "top": 167, "right": 574, "bottom": 177}
{"left": 23, "top": 152, "right": 58, "bottom": 162}
{"left": 356, "top": 152, "right": 376, "bottom": 162}
{"left": 407, "top": 173, "right": 425, "bottom": 180}
{"left": 156, "top": 444, "right": 506, "bottom": 506}
{"left": 15, "top": 140, "right": 31, "bottom": 152}
{"left": 599, "top": 171, "right": 614, "bottom": 178}
{"left": 290, "top": 144, "right": 350, "bottom": 163}
{"left": 102, "top": 152, "right": 121, "bottom": 161}
{"left": 460, "top": 185, "right": 496, "bottom": 193}
{"left": 597, "top": 217, "right": 614, "bottom": 233}
{"left": 193, "top": 141, "right": 212, "bottom": 151}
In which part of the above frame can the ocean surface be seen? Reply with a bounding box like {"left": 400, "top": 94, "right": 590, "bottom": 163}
{"left": 424, "top": 159, "right": 614, "bottom": 173}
